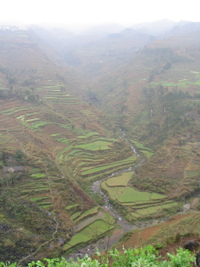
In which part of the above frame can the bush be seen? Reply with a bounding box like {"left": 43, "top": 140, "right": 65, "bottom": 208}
{"left": 0, "top": 246, "right": 196, "bottom": 267}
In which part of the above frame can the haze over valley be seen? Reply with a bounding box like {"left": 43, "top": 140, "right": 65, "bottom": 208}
{"left": 0, "top": 3, "right": 200, "bottom": 264}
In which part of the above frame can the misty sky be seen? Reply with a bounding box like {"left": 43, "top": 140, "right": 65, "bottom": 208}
{"left": 1, "top": 0, "right": 199, "bottom": 27}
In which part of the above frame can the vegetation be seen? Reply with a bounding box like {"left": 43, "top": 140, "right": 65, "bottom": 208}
{"left": 0, "top": 246, "right": 196, "bottom": 266}
{"left": 0, "top": 22, "right": 200, "bottom": 263}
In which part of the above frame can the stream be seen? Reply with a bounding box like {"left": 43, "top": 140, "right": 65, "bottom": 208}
{"left": 66, "top": 131, "right": 152, "bottom": 260}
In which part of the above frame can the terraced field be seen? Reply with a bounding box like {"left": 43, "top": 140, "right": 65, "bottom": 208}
{"left": 0, "top": 94, "right": 136, "bottom": 256}
{"left": 131, "top": 139, "right": 200, "bottom": 198}
{"left": 131, "top": 140, "right": 154, "bottom": 159}
{"left": 63, "top": 206, "right": 115, "bottom": 252}
{"left": 56, "top": 134, "right": 138, "bottom": 182}
{"left": 101, "top": 170, "right": 178, "bottom": 221}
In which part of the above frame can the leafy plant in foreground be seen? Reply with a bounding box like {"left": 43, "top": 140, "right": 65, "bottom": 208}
{"left": 0, "top": 246, "right": 196, "bottom": 267}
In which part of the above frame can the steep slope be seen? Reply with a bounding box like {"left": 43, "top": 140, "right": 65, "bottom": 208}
{"left": 0, "top": 29, "right": 136, "bottom": 262}
{"left": 62, "top": 22, "right": 200, "bottom": 219}
{"left": 1, "top": 23, "right": 200, "bottom": 263}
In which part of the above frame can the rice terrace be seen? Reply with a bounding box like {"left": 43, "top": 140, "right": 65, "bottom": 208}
{"left": 0, "top": 19, "right": 200, "bottom": 266}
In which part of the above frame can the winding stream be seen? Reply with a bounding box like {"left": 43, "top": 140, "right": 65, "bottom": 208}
{"left": 65, "top": 131, "right": 190, "bottom": 260}
{"left": 67, "top": 131, "right": 148, "bottom": 259}
{"left": 90, "top": 132, "right": 146, "bottom": 243}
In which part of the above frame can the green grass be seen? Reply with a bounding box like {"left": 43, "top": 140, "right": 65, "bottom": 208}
{"left": 2, "top": 107, "right": 29, "bottom": 115}
{"left": 66, "top": 204, "right": 80, "bottom": 210}
{"left": 106, "top": 171, "right": 134, "bottom": 187}
{"left": 62, "top": 219, "right": 114, "bottom": 251}
{"left": 26, "top": 118, "right": 40, "bottom": 122}
{"left": 30, "top": 121, "right": 50, "bottom": 129}
{"left": 39, "top": 204, "right": 52, "bottom": 209}
{"left": 118, "top": 188, "right": 165, "bottom": 203}
{"left": 51, "top": 133, "right": 61, "bottom": 136}
{"left": 142, "top": 150, "right": 154, "bottom": 158}
{"left": 56, "top": 137, "right": 69, "bottom": 144}
{"left": 102, "top": 182, "right": 125, "bottom": 200}
{"left": 57, "top": 146, "right": 73, "bottom": 163}
{"left": 131, "top": 140, "right": 154, "bottom": 158}
{"left": 136, "top": 202, "right": 178, "bottom": 216}
{"left": 70, "top": 211, "right": 82, "bottom": 221}
{"left": 102, "top": 182, "right": 166, "bottom": 203}
{"left": 17, "top": 112, "right": 39, "bottom": 121}
{"left": 31, "top": 173, "right": 46, "bottom": 178}
{"left": 81, "top": 162, "right": 128, "bottom": 176}
{"left": 151, "top": 77, "right": 200, "bottom": 89}
{"left": 76, "top": 140, "right": 112, "bottom": 151}
{"left": 29, "top": 196, "right": 49, "bottom": 202}
{"left": 78, "top": 132, "right": 99, "bottom": 138}
{"left": 74, "top": 206, "right": 99, "bottom": 223}
{"left": 81, "top": 155, "right": 137, "bottom": 176}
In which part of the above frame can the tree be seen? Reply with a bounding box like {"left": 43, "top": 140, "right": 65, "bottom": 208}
{"left": 14, "top": 150, "right": 26, "bottom": 164}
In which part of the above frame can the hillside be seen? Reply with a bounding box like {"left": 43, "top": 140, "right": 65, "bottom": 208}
{"left": 0, "top": 29, "right": 137, "bottom": 263}
{"left": 0, "top": 22, "right": 200, "bottom": 264}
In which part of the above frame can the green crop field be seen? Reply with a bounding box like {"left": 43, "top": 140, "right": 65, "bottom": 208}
{"left": 56, "top": 137, "right": 69, "bottom": 144}
{"left": 106, "top": 171, "right": 134, "bottom": 187}
{"left": 29, "top": 197, "right": 49, "bottom": 202}
{"left": 62, "top": 219, "right": 114, "bottom": 251}
{"left": 74, "top": 206, "right": 99, "bottom": 222}
{"left": 135, "top": 202, "right": 178, "bottom": 216}
{"left": 102, "top": 180, "right": 166, "bottom": 204}
{"left": 66, "top": 204, "right": 80, "bottom": 210}
{"left": 100, "top": 152, "right": 179, "bottom": 220}
{"left": 70, "top": 212, "right": 82, "bottom": 221}
{"left": 78, "top": 132, "right": 99, "bottom": 138}
{"left": 2, "top": 107, "right": 29, "bottom": 115}
{"left": 81, "top": 161, "right": 131, "bottom": 175}
{"left": 76, "top": 140, "right": 112, "bottom": 151}
{"left": 31, "top": 173, "right": 46, "bottom": 178}
{"left": 118, "top": 187, "right": 165, "bottom": 203}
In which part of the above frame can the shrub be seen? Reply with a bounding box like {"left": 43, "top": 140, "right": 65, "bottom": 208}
{"left": 0, "top": 246, "right": 196, "bottom": 267}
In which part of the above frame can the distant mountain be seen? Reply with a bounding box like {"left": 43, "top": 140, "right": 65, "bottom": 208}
{"left": 166, "top": 21, "right": 200, "bottom": 38}
{"left": 150, "top": 21, "right": 200, "bottom": 50}
{"left": 132, "top": 19, "right": 188, "bottom": 36}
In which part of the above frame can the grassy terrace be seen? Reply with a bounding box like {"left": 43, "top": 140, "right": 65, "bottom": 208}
{"left": 76, "top": 140, "right": 111, "bottom": 151}
{"left": 63, "top": 220, "right": 114, "bottom": 251}
{"left": 55, "top": 132, "right": 137, "bottom": 181}
{"left": 150, "top": 71, "right": 200, "bottom": 89}
{"left": 106, "top": 171, "right": 134, "bottom": 186}
{"left": 63, "top": 207, "right": 115, "bottom": 252}
{"left": 74, "top": 206, "right": 99, "bottom": 223}
{"left": 134, "top": 202, "right": 178, "bottom": 216}
{"left": 1, "top": 106, "right": 29, "bottom": 115}
{"left": 101, "top": 170, "right": 177, "bottom": 220}
{"left": 81, "top": 155, "right": 136, "bottom": 175}
{"left": 102, "top": 182, "right": 166, "bottom": 203}
{"left": 131, "top": 140, "right": 154, "bottom": 158}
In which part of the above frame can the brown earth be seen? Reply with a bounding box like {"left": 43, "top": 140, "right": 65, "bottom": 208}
{"left": 119, "top": 213, "right": 192, "bottom": 250}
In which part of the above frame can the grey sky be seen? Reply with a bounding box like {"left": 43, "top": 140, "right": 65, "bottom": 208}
{"left": 1, "top": 0, "right": 199, "bottom": 26}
